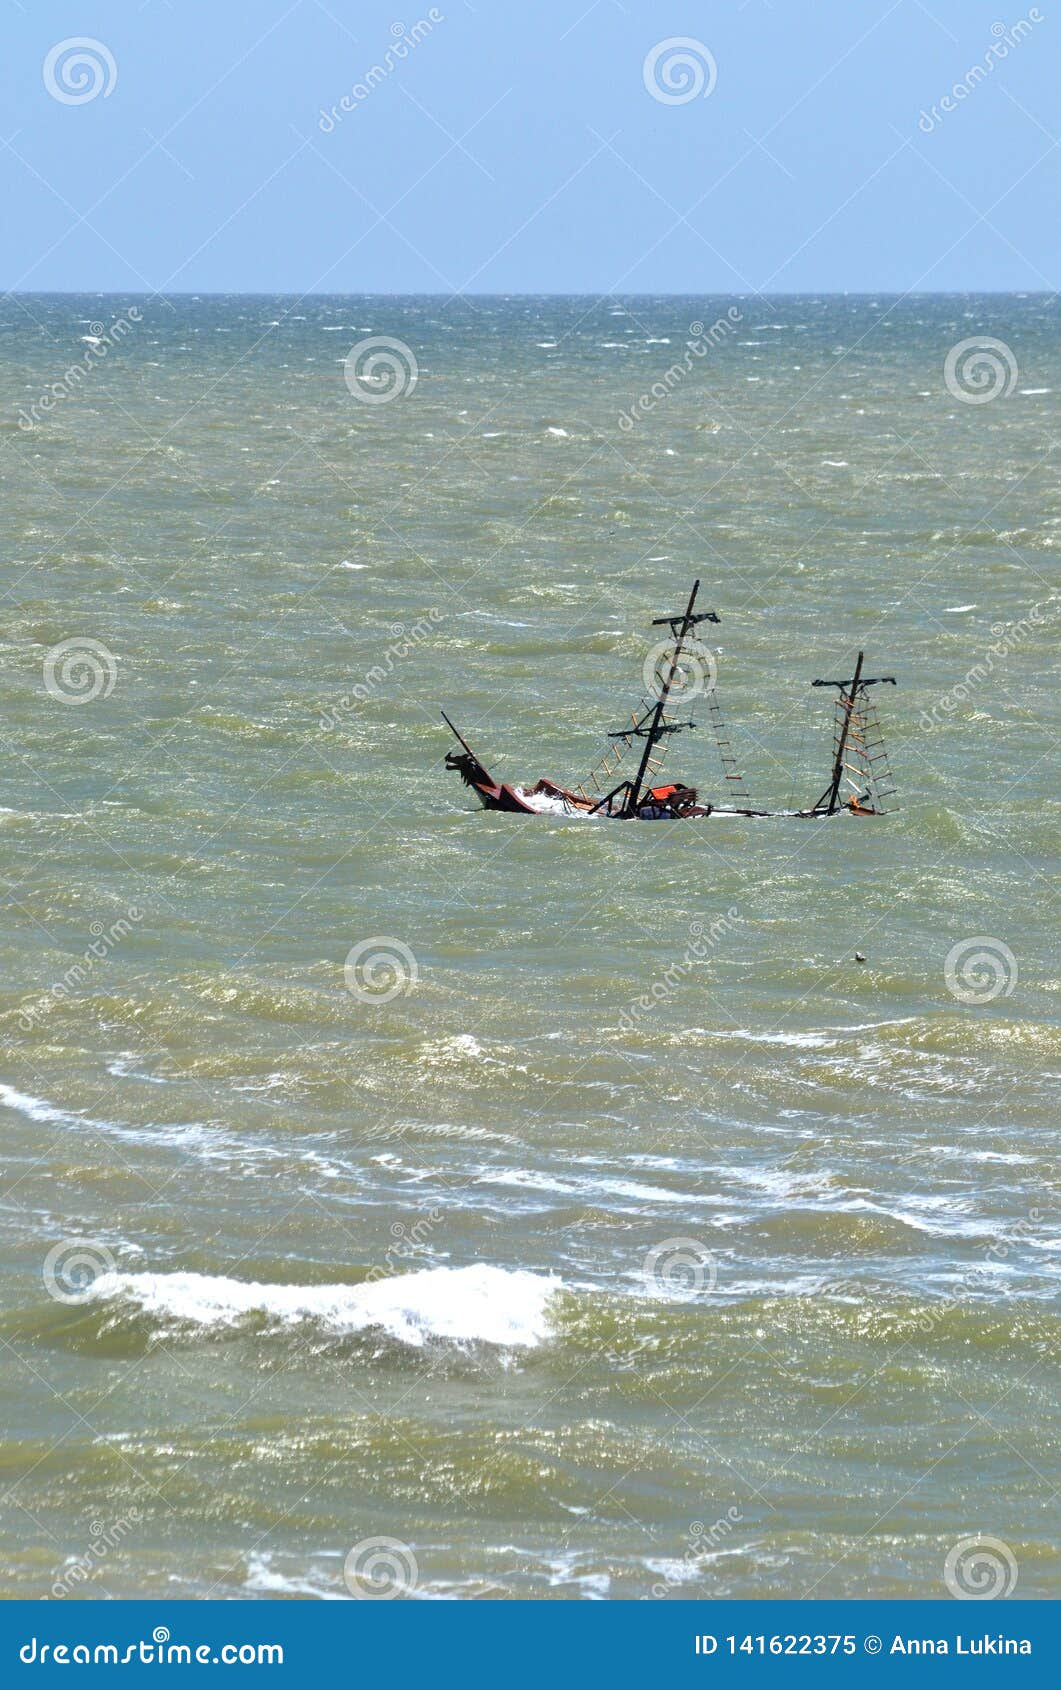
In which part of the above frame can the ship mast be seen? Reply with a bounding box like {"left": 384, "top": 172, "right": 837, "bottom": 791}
{"left": 590, "top": 579, "right": 719, "bottom": 817}
{"left": 811, "top": 652, "right": 896, "bottom": 814}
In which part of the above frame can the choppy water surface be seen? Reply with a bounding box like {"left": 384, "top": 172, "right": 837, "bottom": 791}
{"left": 0, "top": 294, "right": 1057, "bottom": 1600}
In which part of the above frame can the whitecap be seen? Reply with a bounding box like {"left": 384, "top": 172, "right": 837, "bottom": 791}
{"left": 478, "top": 1167, "right": 696, "bottom": 1205}
{"left": 419, "top": 1032, "right": 485, "bottom": 1063}
{"left": 244, "top": 1554, "right": 344, "bottom": 1599}
{"left": 86, "top": 1262, "right": 561, "bottom": 1349}
{"left": 0, "top": 1080, "right": 119, "bottom": 1131}
{"left": 711, "top": 1028, "right": 837, "bottom": 1049}
{"left": 107, "top": 1055, "right": 169, "bottom": 1086}
{"left": 545, "top": 1556, "right": 610, "bottom": 1597}
{"left": 0, "top": 1079, "right": 299, "bottom": 1171}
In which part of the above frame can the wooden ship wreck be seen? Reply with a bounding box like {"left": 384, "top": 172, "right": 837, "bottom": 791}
{"left": 443, "top": 581, "right": 896, "bottom": 822}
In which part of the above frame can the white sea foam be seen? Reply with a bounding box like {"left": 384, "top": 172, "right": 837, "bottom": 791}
{"left": 244, "top": 1553, "right": 344, "bottom": 1599}
{"left": 927, "top": 1146, "right": 1034, "bottom": 1165}
{"left": 416, "top": 1035, "right": 530, "bottom": 1078}
{"left": 545, "top": 1555, "right": 610, "bottom": 1597}
{"left": 0, "top": 1079, "right": 212, "bottom": 1156}
{"left": 0, "top": 1079, "right": 338, "bottom": 1175}
{"left": 86, "top": 1262, "right": 560, "bottom": 1348}
{"left": 717, "top": 1164, "right": 830, "bottom": 1202}
{"left": 107, "top": 1054, "right": 170, "bottom": 1085}
{"left": 706, "top": 1018, "right": 917, "bottom": 1050}
{"left": 1, "top": 1081, "right": 91, "bottom": 1128}
{"left": 712, "top": 1028, "right": 837, "bottom": 1049}
{"left": 418, "top": 1032, "right": 486, "bottom": 1064}
{"left": 478, "top": 1166, "right": 698, "bottom": 1206}
{"left": 513, "top": 786, "right": 598, "bottom": 817}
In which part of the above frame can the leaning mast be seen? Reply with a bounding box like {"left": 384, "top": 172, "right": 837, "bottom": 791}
{"left": 811, "top": 652, "right": 896, "bottom": 814}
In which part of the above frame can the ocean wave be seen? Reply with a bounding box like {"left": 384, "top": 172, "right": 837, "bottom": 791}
{"left": 244, "top": 1553, "right": 345, "bottom": 1600}
{"left": 476, "top": 1166, "right": 702, "bottom": 1206}
{"left": 0, "top": 1079, "right": 274, "bottom": 1171}
{"left": 84, "top": 1263, "right": 561, "bottom": 1349}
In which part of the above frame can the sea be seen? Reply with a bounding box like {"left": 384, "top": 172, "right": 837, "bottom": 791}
{"left": 0, "top": 293, "right": 1056, "bottom": 1600}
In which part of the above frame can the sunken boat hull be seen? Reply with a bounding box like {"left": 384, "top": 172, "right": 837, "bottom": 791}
{"left": 442, "top": 586, "right": 896, "bottom": 823}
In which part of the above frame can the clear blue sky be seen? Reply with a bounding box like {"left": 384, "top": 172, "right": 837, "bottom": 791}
{"left": 2, "top": 0, "right": 1056, "bottom": 293}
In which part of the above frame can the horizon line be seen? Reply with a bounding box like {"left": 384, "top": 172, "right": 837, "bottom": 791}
{"left": 2, "top": 287, "right": 1054, "bottom": 300}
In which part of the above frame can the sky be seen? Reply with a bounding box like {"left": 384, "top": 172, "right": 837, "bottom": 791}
{"left": 1, "top": 0, "right": 1056, "bottom": 294}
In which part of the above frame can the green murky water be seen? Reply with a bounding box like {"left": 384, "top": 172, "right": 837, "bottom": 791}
{"left": 0, "top": 294, "right": 1057, "bottom": 1599}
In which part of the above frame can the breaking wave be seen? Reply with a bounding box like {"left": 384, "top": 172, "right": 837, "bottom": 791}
{"left": 83, "top": 1262, "right": 561, "bottom": 1350}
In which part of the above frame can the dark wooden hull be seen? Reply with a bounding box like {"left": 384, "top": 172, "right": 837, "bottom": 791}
{"left": 445, "top": 750, "right": 539, "bottom": 813}
{"left": 444, "top": 728, "right": 883, "bottom": 821}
